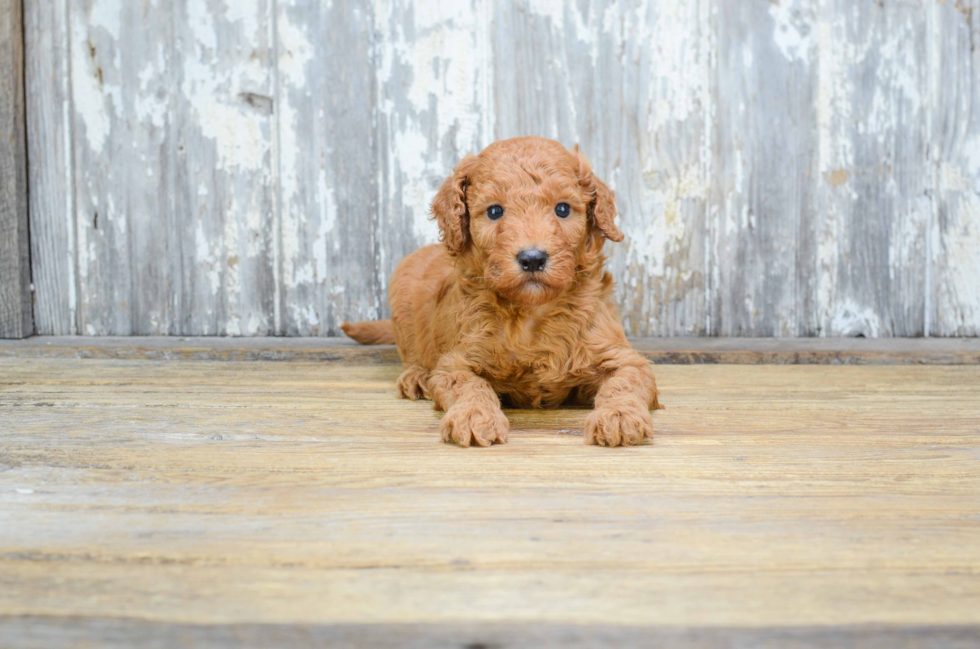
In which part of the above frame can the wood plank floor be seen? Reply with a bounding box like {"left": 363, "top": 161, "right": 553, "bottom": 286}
{"left": 2, "top": 354, "right": 980, "bottom": 646}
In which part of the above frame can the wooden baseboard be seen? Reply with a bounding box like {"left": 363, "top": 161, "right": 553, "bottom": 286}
{"left": 2, "top": 336, "right": 979, "bottom": 364}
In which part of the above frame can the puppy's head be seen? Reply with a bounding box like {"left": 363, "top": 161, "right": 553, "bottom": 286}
{"left": 431, "top": 137, "right": 622, "bottom": 307}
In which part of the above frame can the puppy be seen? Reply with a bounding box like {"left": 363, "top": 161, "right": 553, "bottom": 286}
{"left": 343, "top": 136, "right": 661, "bottom": 447}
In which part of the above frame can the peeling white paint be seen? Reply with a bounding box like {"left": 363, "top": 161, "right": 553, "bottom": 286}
{"left": 56, "top": 0, "right": 79, "bottom": 335}
{"left": 275, "top": 10, "right": 313, "bottom": 258}
{"left": 939, "top": 162, "right": 971, "bottom": 193}
{"left": 276, "top": 9, "right": 313, "bottom": 86}
{"left": 526, "top": 0, "right": 598, "bottom": 65}
{"left": 182, "top": 2, "right": 269, "bottom": 171}
{"left": 133, "top": 62, "right": 167, "bottom": 129}
{"left": 376, "top": 0, "right": 494, "bottom": 245}
{"left": 88, "top": 0, "right": 121, "bottom": 40}
{"left": 831, "top": 299, "right": 883, "bottom": 338}
{"left": 223, "top": 1, "right": 261, "bottom": 39}
{"left": 769, "top": 0, "right": 814, "bottom": 64}
{"left": 602, "top": 0, "right": 711, "bottom": 336}
{"left": 313, "top": 189, "right": 338, "bottom": 283}
{"left": 640, "top": 0, "right": 703, "bottom": 134}
{"left": 962, "top": 135, "right": 980, "bottom": 194}
{"left": 277, "top": 7, "right": 321, "bottom": 299}
{"left": 889, "top": 198, "right": 929, "bottom": 287}
{"left": 186, "top": 2, "right": 218, "bottom": 53}
{"left": 525, "top": 0, "right": 564, "bottom": 27}
{"left": 222, "top": 194, "right": 244, "bottom": 331}
{"left": 815, "top": 205, "right": 839, "bottom": 336}
{"left": 70, "top": 21, "right": 112, "bottom": 155}
{"left": 816, "top": 15, "right": 854, "bottom": 176}
{"left": 937, "top": 193, "right": 980, "bottom": 329}
{"left": 301, "top": 304, "right": 320, "bottom": 327}
{"left": 195, "top": 221, "right": 221, "bottom": 295}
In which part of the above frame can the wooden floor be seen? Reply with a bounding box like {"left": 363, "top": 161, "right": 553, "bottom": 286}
{"left": 2, "top": 347, "right": 980, "bottom": 647}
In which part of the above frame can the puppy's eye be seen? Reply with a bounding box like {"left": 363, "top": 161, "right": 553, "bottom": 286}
{"left": 555, "top": 203, "right": 571, "bottom": 218}
{"left": 487, "top": 205, "right": 504, "bottom": 221}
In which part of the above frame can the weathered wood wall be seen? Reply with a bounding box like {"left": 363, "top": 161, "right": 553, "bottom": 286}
{"left": 0, "top": 0, "right": 34, "bottom": 339}
{"left": 23, "top": 0, "right": 980, "bottom": 337}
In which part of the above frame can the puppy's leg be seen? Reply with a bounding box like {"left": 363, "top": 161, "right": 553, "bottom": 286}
{"left": 428, "top": 354, "right": 508, "bottom": 447}
{"left": 396, "top": 365, "right": 430, "bottom": 400}
{"left": 585, "top": 352, "right": 660, "bottom": 447}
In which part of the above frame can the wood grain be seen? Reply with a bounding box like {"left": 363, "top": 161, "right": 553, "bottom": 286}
{"left": 930, "top": 1, "right": 980, "bottom": 336}
{"left": 0, "top": 0, "right": 33, "bottom": 339}
{"left": 172, "top": 0, "right": 278, "bottom": 337}
{"left": 23, "top": 0, "right": 73, "bottom": 335}
{"left": 1, "top": 357, "right": 979, "bottom": 644}
{"left": 66, "top": 0, "right": 138, "bottom": 334}
{"left": 812, "top": 0, "right": 931, "bottom": 337}
{"left": 276, "top": 0, "right": 379, "bottom": 336}
{"left": 711, "top": 0, "right": 816, "bottom": 336}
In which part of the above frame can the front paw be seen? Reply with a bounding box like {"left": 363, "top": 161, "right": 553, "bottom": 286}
{"left": 585, "top": 403, "right": 653, "bottom": 447}
{"left": 440, "top": 403, "right": 509, "bottom": 447}
{"left": 396, "top": 365, "right": 429, "bottom": 400}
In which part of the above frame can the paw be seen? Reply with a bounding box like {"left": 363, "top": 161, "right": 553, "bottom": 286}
{"left": 584, "top": 403, "right": 653, "bottom": 447}
{"left": 440, "top": 403, "right": 509, "bottom": 447}
{"left": 397, "top": 365, "right": 429, "bottom": 400}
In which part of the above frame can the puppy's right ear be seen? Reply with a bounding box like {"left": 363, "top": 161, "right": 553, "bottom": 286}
{"left": 431, "top": 155, "right": 479, "bottom": 256}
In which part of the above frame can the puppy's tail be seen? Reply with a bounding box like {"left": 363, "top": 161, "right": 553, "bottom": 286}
{"left": 340, "top": 319, "right": 396, "bottom": 345}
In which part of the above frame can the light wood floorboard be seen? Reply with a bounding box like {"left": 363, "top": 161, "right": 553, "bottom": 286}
{"left": 1, "top": 357, "right": 979, "bottom": 645}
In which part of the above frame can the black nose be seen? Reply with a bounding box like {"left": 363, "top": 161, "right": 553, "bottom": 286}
{"left": 517, "top": 248, "right": 549, "bottom": 272}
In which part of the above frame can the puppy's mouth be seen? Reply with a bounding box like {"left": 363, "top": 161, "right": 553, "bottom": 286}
{"left": 505, "top": 273, "right": 564, "bottom": 306}
{"left": 516, "top": 270, "right": 556, "bottom": 291}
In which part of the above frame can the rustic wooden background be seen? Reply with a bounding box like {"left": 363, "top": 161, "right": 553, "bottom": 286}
{"left": 22, "top": 0, "right": 980, "bottom": 338}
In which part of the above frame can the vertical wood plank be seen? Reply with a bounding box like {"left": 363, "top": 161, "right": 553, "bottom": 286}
{"left": 713, "top": 0, "right": 931, "bottom": 338}
{"left": 930, "top": 2, "right": 980, "bottom": 336}
{"left": 808, "top": 0, "right": 930, "bottom": 337}
{"left": 493, "top": 0, "right": 710, "bottom": 336}
{"left": 373, "top": 0, "right": 495, "bottom": 317}
{"left": 0, "top": 0, "right": 34, "bottom": 338}
{"left": 710, "top": 0, "right": 817, "bottom": 336}
{"left": 276, "top": 0, "right": 378, "bottom": 335}
{"left": 172, "top": 0, "right": 277, "bottom": 335}
{"left": 24, "top": 0, "right": 74, "bottom": 335}
{"left": 67, "top": 0, "right": 163, "bottom": 334}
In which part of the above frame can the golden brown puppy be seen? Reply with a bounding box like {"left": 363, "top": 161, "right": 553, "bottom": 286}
{"left": 342, "top": 136, "right": 660, "bottom": 447}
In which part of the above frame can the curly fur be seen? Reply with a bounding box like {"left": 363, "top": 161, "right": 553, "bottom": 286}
{"left": 345, "top": 136, "right": 661, "bottom": 447}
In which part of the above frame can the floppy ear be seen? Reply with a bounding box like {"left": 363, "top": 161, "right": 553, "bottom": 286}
{"left": 575, "top": 149, "right": 624, "bottom": 244}
{"left": 430, "top": 155, "right": 478, "bottom": 256}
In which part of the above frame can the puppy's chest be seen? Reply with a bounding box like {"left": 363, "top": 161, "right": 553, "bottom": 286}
{"left": 482, "top": 315, "right": 596, "bottom": 406}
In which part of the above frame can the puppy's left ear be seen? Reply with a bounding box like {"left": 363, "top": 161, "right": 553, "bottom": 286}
{"left": 431, "top": 155, "right": 479, "bottom": 256}
{"left": 575, "top": 149, "right": 624, "bottom": 243}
